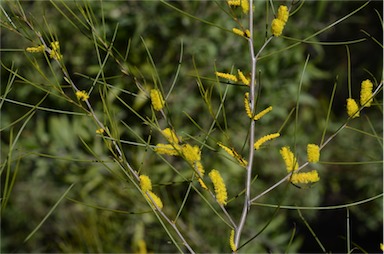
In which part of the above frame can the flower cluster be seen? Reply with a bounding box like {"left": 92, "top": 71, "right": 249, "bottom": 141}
{"left": 271, "top": 5, "right": 289, "bottom": 37}
{"left": 150, "top": 88, "right": 165, "bottom": 111}
{"left": 209, "top": 169, "right": 228, "bottom": 205}
{"left": 218, "top": 142, "right": 248, "bottom": 167}
{"left": 215, "top": 70, "right": 250, "bottom": 86}
{"left": 346, "top": 79, "right": 374, "bottom": 118}
{"left": 227, "top": 0, "right": 249, "bottom": 14}
{"left": 139, "top": 174, "right": 163, "bottom": 210}
{"left": 76, "top": 90, "right": 89, "bottom": 101}
{"left": 155, "top": 128, "right": 207, "bottom": 189}
{"left": 244, "top": 92, "right": 273, "bottom": 120}
{"left": 280, "top": 144, "right": 320, "bottom": 184}
{"left": 49, "top": 41, "right": 63, "bottom": 60}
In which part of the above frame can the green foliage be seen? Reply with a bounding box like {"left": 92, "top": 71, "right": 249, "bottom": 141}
{"left": 1, "top": 0, "right": 382, "bottom": 253}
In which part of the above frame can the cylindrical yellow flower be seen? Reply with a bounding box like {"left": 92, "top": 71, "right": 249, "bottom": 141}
{"left": 254, "top": 133, "right": 280, "bottom": 150}
{"left": 238, "top": 69, "right": 250, "bottom": 86}
{"left": 229, "top": 229, "right": 236, "bottom": 252}
{"left": 150, "top": 89, "right": 165, "bottom": 111}
{"left": 145, "top": 191, "right": 163, "bottom": 210}
{"left": 277, "top": 5, "right": 289, "bottom": 23}
{"left": 49, "top": 41, "right": 63, "bottom": 60}
{"left": 209, "top": 169, "right": 228, "bottom": 206}
{"left": 154, "top": 143, "right": 180, "bottom": 156}
{"left": 360, "top": 79, "right": 373, "bottom": 107}
{"left": 244, "top": 92, "right": 253, "bottom": 118}
{"left": 241, "top": 0, "right": 249, "bottom": 14}
{"left": 290, "top": 170, "right": 320, "bottom": 184}
{"left": 280, "top": 146, "right": 298, "bottom": 172}
{"left": 26, "top": 45, "right": 45, "bottom": 53}
{"left": 271, "top": 18, "right": 285, "bottom": 37}
{"left": 140, "top": 175, "right": 152, "bottom": 192}
{"left": 232, "top": 28, "right": 245, "bottom": 37}
{"left": 346, "top": 98, "right": 359, "bottom": 118}
{"left": 215, "top": 71, "right": 238, "bottom": 82}
{"left": 162, "top": 128, "right": 180, "bottom": 144}
{"left": 307, "top": 144, "right": 320, "bottom": 163}
{"left": 227, "top": 0, "right": 240, "bottom": 6}
{"left": 217, "top": 142, "right": 248, "bottom": 167}
{"left": 253, "top": 106, "right": 273, "bottom": 120}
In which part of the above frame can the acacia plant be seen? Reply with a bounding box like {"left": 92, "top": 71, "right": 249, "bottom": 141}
{"left": 1, "top": 0, "right": 383, "bottom": 253}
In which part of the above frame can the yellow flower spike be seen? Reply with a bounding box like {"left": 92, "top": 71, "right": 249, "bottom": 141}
{"left": 215, "top": 71, "right": 238, "bottom": 82}
{"left": 277, "top": 5, "right": 289, "bottom": 23}
{"left": 227, "top": 0, "right": 240, "bottom": 6}
{"left": 360, "top": 79, "right": 374, "bottom": 107}
{"left": 218, "top": 142, "right": 248, "bottom": 167}
{"left": 181, "top": 144, "right": 201, "bottom": 164}
{"left": 238, "top": 69, "right": 250, "bottom": 86}
{"left": 290, "top": 170, "right": 320, "bottom": 184}
{"left": 209, "top": 169, "right": 228, "bottom": 206}
{"left": 280, "top": 146, "right": 298, "bottom": 172}
{"left": 145, "top": 191, "right": 163, "bottom": 210}
{"left": 346, "top": 98, "right": 360, "bottom": 118}
{"left": 232, "top": 28, "right": 245, "bottom": 37}
{"left": 150, "top": 89, "right": 165, "bottom": 111}
{"left": 254, "top": 133, "right": 280, "bottom": 150}
{"left": 139, "top": 175, "right": 152, "bottom": 192}
{"left": 162, "top": 128, "right": 180, "bottom": 144}
{"left": 76, "top": 90, "right": 89, "bottom": 101}
{"left": 244, "top": 92, "right": 253, "bottom": 118}
{"left": 26, "top": 45, "right": 45, "bottom": 53}
{"left": 218, "top": 142, "right": 235, "bottom": 157}
{"left": 240, "top": 0, "right": 249, "bottom": 14}
{"left": 307, "top": 144, "right": 320, "bottom": 163}
{"left": 95, "top": 128, "right": 104, "bottom": 134}
{"left": 253, "top": 106, "right": 273, "bottom": 120}
{"left": 271, "top": 18, "right": 285, "bottom": 37}
{"left": 154, "top": 143, "right": 180, "bottom": 156}
{"left": 229, "top": 230, "right": 236, "bottom": 252}
{"left": 49, "top": 41, "right": 63, "bottom": 60}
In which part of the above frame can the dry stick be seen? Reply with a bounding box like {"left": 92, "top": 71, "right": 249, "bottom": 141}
{"left": 234, "top": 0, "right": 273, "bottom": 247}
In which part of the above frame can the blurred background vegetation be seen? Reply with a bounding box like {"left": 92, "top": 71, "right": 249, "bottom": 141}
{"left": 1, "top": 0, "right": 382, "bottom": 253}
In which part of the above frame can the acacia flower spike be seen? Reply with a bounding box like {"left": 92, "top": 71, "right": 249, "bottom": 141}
{"left": 26, "top": 45, "right": 45, "bottom": 53}
{"left": 218, "top": 142, "right": 248, "bottom": 167}
{"left": 346, "top": 98, "right": 359, "bottom": 118}
{"left": 253, "top": 106, "right": 273, "bottom": 120}
{"left": 280, "top": 146, "right": 298, "bottom": 172}
{"left": 140, "top": 175, "right": 152, "bottom": 192}
{"left": 360, "top": 79, "right": 374, "bottom": 107}
{"left": 215, "top": 71, "right": 238, "bottom": 82}
{"left": 307, "top": 144, "right": 320, "bottom": 163}
{"left": 244, "top": 92, "right": 252, "bottom": 118}
{"left": 150, "top": 89, "right": 165, "bottom": 111}
{"left": 254, "top": 133, "right": 280, "bottom": 150}
{"left": 290, "top": 170, "right": 320, "bottom": 184}
{"left": 209, "top": 169, "right": 228, "bottom": 206}
{"left": 229, "top": 229, "right": 236, "bottom": 252}
{"left": 238, "top": 69, "right": 250, "bottom": 85}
